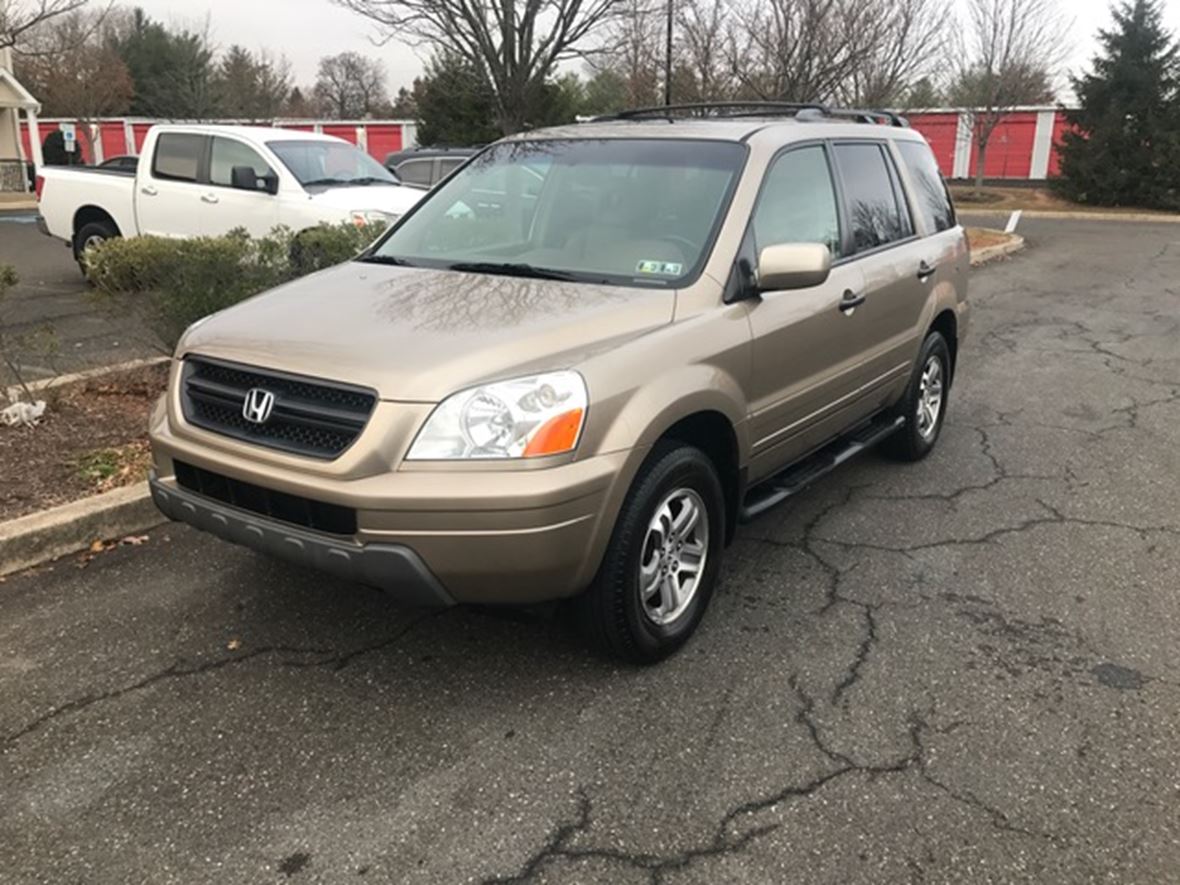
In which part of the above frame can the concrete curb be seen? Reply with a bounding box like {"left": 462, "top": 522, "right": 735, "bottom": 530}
{"left": 0, "top": 483, "right": 166, "bottom": 577}
{"left": 4, "top": 356, "right": 169, "bottom": 403}
{"left": 960, "top": 208, "right": 1180, "bottom": 224}
{"left": 0, "top": 199, "right": 37, "bottom": 212}
{"left": 970, "top": 233, "right": 1026, "bottom": 267}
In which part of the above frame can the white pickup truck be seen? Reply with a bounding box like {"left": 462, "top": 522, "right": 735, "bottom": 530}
{"left": 36, "top": 124, "right": 425, "bottom": 266}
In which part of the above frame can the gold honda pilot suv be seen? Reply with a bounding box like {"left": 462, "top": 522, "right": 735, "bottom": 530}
{"left": 149, "top": 103, "right": 969, "bottom": 662}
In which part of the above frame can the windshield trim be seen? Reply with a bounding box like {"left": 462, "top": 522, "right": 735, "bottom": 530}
{"left": 266, "top": 138, "right": 398, "bottom": 188}
{"left": 361, "top": 137, "right": 750, "bottom": 291}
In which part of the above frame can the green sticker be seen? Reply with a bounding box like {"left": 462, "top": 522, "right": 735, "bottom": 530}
{"left": 636, "top": 260, "right": 684, "bottom": 276}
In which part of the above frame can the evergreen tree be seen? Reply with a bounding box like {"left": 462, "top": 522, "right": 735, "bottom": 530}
{"left": 113, "top": 9, "right": 216, "bottom": 119}
{"left": 413, "top": 53, "right": 500, "bottom": 146}
{"left": 1055, "top": 0, "right": 1180, "bottom": 209}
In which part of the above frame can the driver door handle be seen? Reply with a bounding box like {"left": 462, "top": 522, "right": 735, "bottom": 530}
{"left": 201, "top": 192, "right": 220, "bottom": 204}
{"left": 839, "top": 289, "right": 866, "bottom": 314}
{"left": 917, "top": 260, "right": 937, "bottom": 281}
{"left": 140, "top": 185, "right": 158, "bottom": 197}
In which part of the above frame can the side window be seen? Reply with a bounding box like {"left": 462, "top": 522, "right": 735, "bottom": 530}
{"left": 897, "top": 141, "right": 956, "bottom": 233}
{"left": 833, "top": 143, "right": 913, "bottom": 253}
{"left": 437, "top": 158, "right": 465, "bottom": 180}
{"left": 152, "top": 134, "right": 204, "bottom": 183}
{"left": 752, "top": 145, "right": 842, "bottom": 258}
{"left": 397, "top": 159, "right": 433, "bottom": 187}
{"left": 209, "top": 137, "right": 274, "bottom": 189}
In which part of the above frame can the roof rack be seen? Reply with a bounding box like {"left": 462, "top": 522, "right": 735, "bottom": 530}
{"left": 591, "top": 101, "right": 908, "bottom": 128}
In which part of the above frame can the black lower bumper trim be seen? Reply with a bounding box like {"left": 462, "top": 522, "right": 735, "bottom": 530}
{"left": 150, "top": 474, "right": 455, "bottom": 608}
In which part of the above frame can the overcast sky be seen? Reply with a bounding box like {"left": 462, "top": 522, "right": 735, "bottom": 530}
{"left": 125, "top": 0, "right": 1180, "bottom": 95}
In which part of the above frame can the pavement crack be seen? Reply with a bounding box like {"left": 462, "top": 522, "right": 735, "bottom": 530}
{"left": 831, "top": 605, "right": 877, "bottom": 706}
{"left": 2, "top": 612, "right": 443, "bottom": 747}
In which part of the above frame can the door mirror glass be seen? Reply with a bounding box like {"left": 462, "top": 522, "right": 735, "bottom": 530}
{"left": 231, "top": 165, "right": 261, "bottom": 191}
{"left": 757, "top": 243, "right": 831, "bottom": 291}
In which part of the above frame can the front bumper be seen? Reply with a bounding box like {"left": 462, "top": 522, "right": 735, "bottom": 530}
{"left": 150, "top": 474, "right": 455, "bottom": 607}
{"left": 149, "top": 384, "right": 636, "bottom": 604}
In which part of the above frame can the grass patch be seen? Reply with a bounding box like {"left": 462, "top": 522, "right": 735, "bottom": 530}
{"left": 951, "top": 185, "right": 1180, "bottom": 216}
{"left": 74, "top": 440, "right": 152, "bottom": 493}
{"left": 965, "top": 227, "right": 1014, "bottom": 252}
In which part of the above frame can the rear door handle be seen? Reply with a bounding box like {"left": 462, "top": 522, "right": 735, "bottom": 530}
{"left": 201, "top": 193, "right": 219, "bottom": 204}
{"left": 917, "top": 261, "right": 937, "bottom": 281}
{"left": 140, "top": 185, "right": 158, "bottom": 197}
{"left": 839, "top": 290, "right": 866, "bottom": 314}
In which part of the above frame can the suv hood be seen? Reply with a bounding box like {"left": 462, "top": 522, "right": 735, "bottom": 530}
{"left": 179, "top": 262, "right": 675, "bottom": 401}
{"left": 304, "top": 184, "right": 424, "bottom": 215}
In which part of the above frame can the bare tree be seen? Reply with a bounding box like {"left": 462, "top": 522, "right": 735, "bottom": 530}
{"left": 722, "top": 0, "right": 952, "bottom": 106}
{"left": 588, "top": 0, "right": 661, "bottom": 107}
{"left": 13, "top": 7, "right": 130, "bottom": 163}
{"left": 313, "top": 51, "right": 387, "bottom": 119}
{"left": 333, "top": 0, "right": 623, "bottom": 133}
{"left": 838, "top": 0, "right": 952, "bottom": 106}
{"left": 0, "top": 0, "right": 91, "bottom": 50}
{"left": 951, "top": 0, "right": 1068, "bottom": 193}
{"left": 676, "top": 0, "right": 733, "bottom": 101}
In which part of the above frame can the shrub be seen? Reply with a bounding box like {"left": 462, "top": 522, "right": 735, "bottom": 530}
{"left": 87, "top": 222, "right": 386, "bottom": 351}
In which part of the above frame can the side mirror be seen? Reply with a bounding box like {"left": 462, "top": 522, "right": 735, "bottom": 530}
{"left": 231, "top": 165, "right": 258, "bottom": 191}
{"left": 757, "top": 243, "right": 832, "bottom": 292}
{"left": 232, "top": 165, "right": 278, "bottom": 194}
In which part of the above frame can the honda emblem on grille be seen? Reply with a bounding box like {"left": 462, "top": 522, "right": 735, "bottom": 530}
{"left": 242, "top": 388, "right": 276, "bottom": 424}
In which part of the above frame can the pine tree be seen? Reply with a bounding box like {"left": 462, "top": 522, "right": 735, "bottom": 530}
{"left": 1055, "top": 0, "right": 1180, "bottom": 209}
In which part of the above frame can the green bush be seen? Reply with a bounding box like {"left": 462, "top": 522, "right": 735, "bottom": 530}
{"left": 87, "top": 222, "right": 385, "bottom": 350}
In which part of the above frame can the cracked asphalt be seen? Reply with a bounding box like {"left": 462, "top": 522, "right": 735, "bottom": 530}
{"left": 3, "top": 217, "right": 1180, "bottom": 883}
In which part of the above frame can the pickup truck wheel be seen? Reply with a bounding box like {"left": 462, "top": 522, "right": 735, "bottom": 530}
{"left": 574, "top": 441, "right": 725, "bottom": 664}
{"left": 73, "top": 221, "right": 118, "bottom": 273}
{"left": 882, "top": 331, "right": 951, "bottom": 462}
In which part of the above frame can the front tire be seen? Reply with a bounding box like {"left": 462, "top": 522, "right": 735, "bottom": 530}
{"left": 574, "top": 442, "right": 726, "bottom": 664}
{"left": 882, "top": 331, "right": 951, "bottom": 462}
{"left": 73, "top": 220, "right": 118, "bottom": 274}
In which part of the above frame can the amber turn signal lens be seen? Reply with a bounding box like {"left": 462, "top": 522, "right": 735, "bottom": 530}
{"left": 523, "top": 408, "right": 585, "bottom": 458}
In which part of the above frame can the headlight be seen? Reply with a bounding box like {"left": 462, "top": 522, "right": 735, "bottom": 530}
{"left": 350, "top": 209, "right": 398, "bottom": 227}
{"left": 406, "top": 371, "right": 588, "bottom": 460}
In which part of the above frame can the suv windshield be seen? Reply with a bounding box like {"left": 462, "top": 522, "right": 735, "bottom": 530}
{"left": 268, "top": 140, "right": 398, "bottom": 188}
{"left": 370, "top": 139, "right": 747, "bottom": 286}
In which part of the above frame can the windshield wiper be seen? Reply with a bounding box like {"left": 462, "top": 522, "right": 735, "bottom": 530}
{"left": 303, "top": 176, "right": 392, "bottom": 187}
{"left": 445, "top": 261, "right": 581, "bottom": 282}
{"left": 356, "top": 254, "right": 415, "bottom": 267}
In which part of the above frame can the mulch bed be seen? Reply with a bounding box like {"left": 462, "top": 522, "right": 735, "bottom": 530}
{"left": 0, "top": 364, "right": 168, "bottom": 522}
{"left": 966, "top": 227, "right": 1013, "bottom": 252}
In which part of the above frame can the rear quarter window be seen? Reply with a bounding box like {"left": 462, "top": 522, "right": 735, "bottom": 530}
{"left": 152, "top": 134, "right": 205, "bottom": 183}
{"left": 897, "top": 140, "right": 956, "bottom": 233}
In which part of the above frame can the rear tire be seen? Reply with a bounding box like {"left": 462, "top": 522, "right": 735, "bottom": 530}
{"left": 73, "top": 220, "right": 118, "bottom": 275}
{"left": 882, "top": 331, "right": 951, "bottom": 462}
{"left": 573, "top": 441, "right": 726, "bottom": 664}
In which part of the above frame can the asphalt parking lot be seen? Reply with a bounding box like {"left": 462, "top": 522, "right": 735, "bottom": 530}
{"left": 2, "top": 216, "right": 1179, "bottom": 883}
{"left": 0, "top": 211, "right": 156, "bottom": 386}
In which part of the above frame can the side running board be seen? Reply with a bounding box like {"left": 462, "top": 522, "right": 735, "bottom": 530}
{"left": 738, "top": 414, "right": 904, "bottom": 523}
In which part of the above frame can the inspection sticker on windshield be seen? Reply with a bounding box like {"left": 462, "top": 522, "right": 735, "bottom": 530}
{"left": 637, "top": 260, "right": 683, "bottom": 276}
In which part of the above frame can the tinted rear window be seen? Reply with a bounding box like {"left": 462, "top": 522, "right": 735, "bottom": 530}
{"left": 397, "top": 159, "right": 434, "bottom": 186}
{"left": 153, "top": 134, "right": 204, "bottom": 182}
{"left": 897, "top": 141, "right": 956, "bottom": 233}
{"left": 834, "top": 143, "right": 912, "bottom": 253}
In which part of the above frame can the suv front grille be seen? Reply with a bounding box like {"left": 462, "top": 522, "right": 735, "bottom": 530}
{"left": 173, "top": 460, "right": 357, "bottom": 535}
{"left": 181, "top": 357, "right": 377, "bottom": 459}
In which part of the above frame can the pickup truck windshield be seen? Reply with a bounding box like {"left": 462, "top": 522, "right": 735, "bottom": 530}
{"left": 370, "top": 139, "right": 747, "bottom": 287}
{"left": 268, "top": 140, "right": 398, "bottom": 188}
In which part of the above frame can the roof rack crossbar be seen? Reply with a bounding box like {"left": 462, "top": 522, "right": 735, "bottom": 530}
{"left": 591, "top": 101, "right": 909, "bottom": 128}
